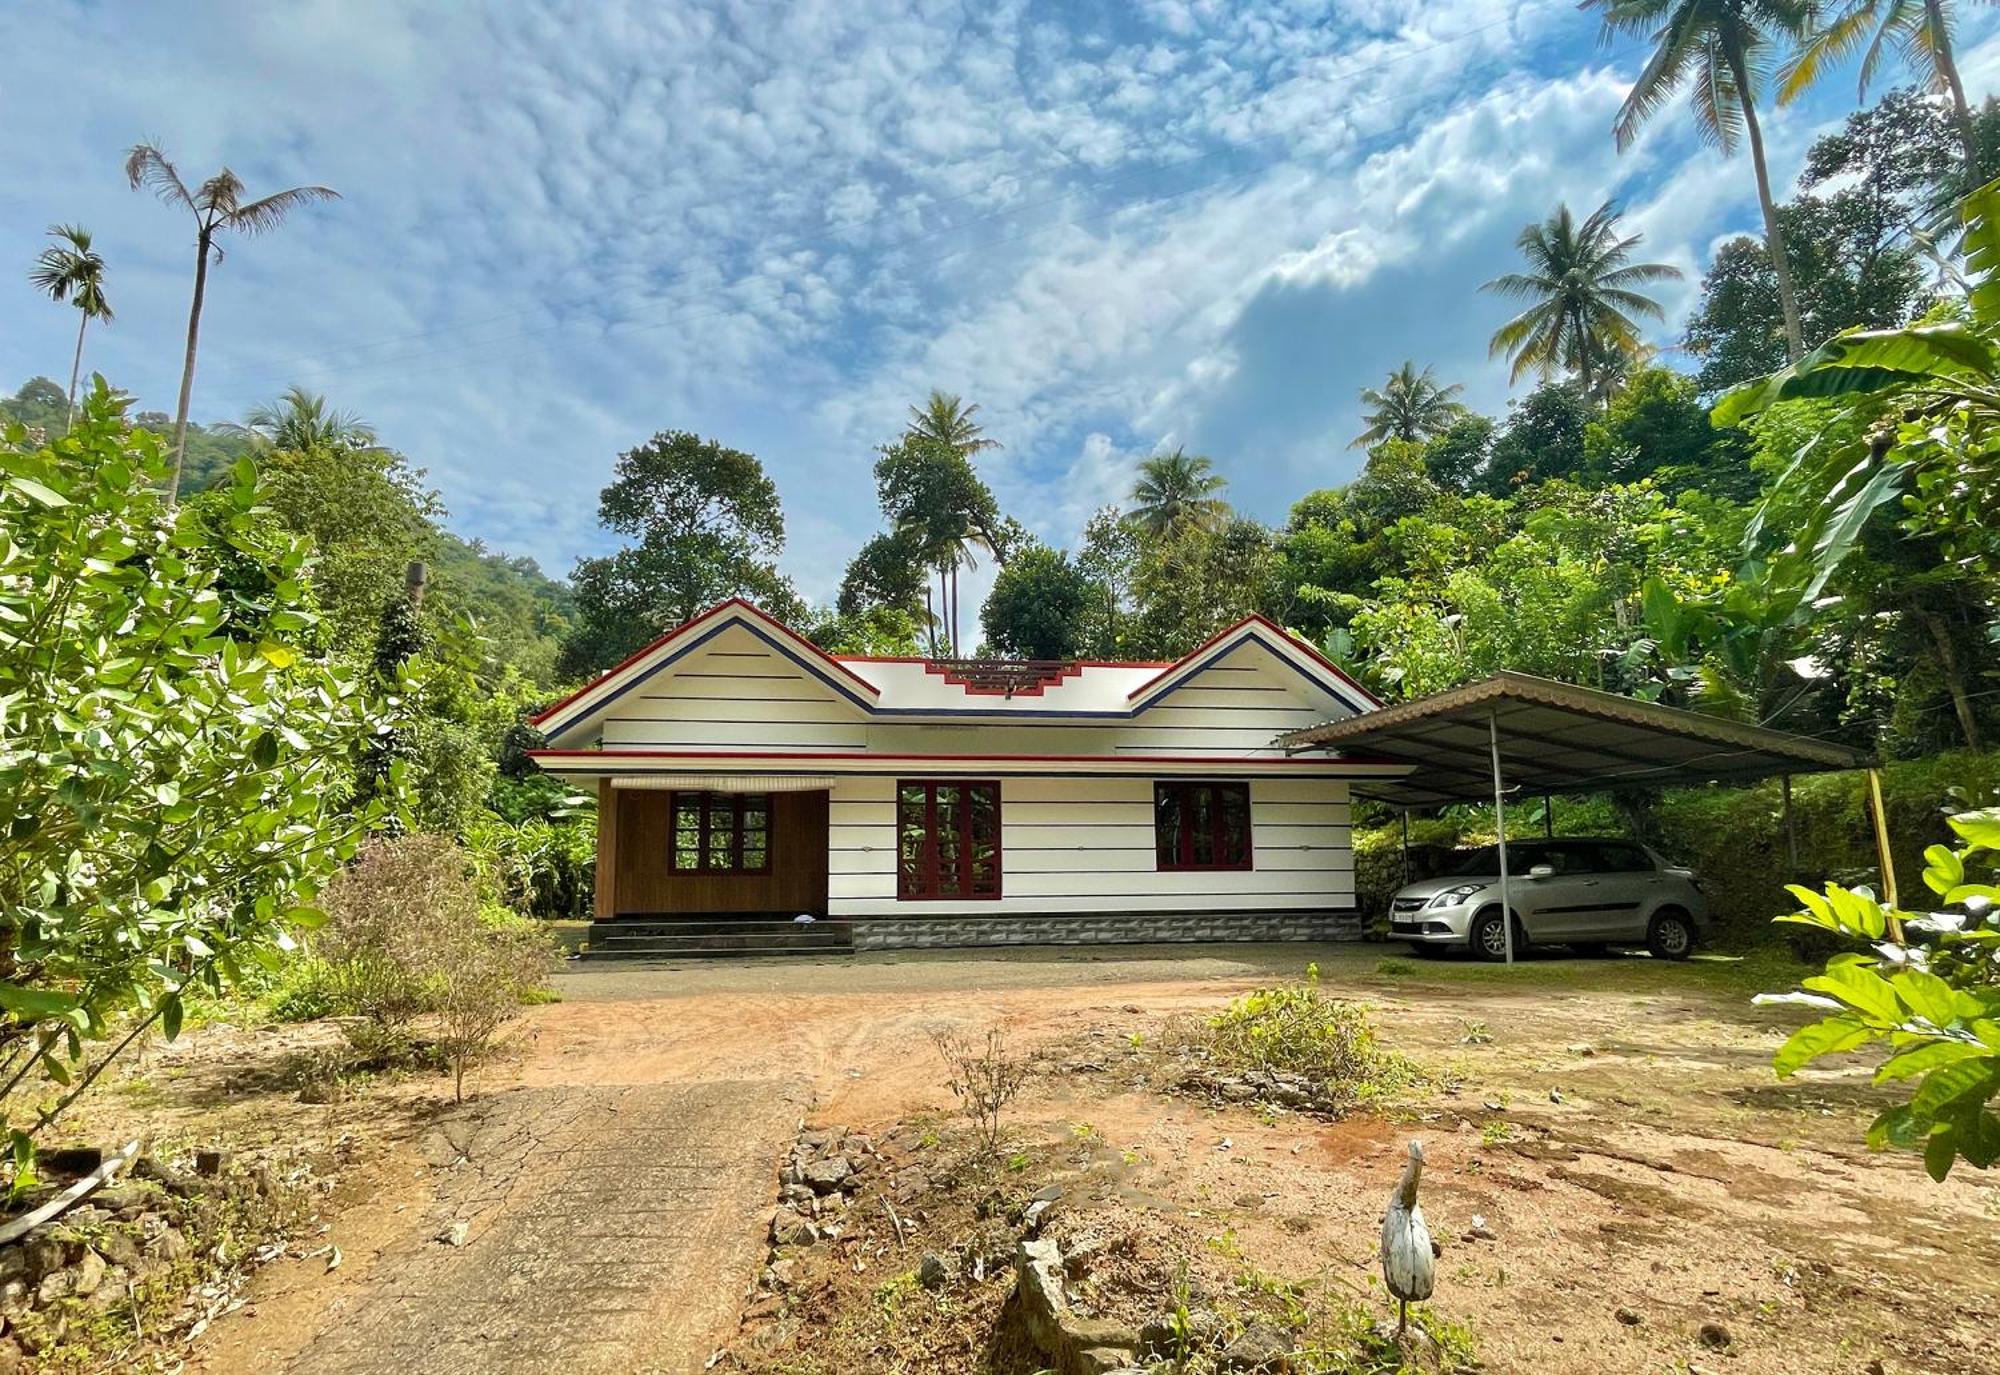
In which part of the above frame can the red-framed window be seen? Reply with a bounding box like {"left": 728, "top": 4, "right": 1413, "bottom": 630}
{"left": 670, "top": 792, "right": 771, "bottom": 873}
{"left": 897, "top": 780, "right": 1001, "bottom": 900}
{"left": 1154, "top": 781, "right": 1252, "bottom": 871}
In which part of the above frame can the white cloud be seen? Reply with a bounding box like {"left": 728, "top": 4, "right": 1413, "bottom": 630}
{"left": 4, "top": 0, "right": 1997, "bottom": 602}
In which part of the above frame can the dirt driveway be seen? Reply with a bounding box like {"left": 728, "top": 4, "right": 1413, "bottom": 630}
{"left": 187, "top": 943, "right": 2000, "bottom": 1375}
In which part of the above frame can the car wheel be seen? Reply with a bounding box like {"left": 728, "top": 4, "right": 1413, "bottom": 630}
{"left": 1470, "top": 909, "right": 1520, "bottom": 962}
{"left": 1648, "top": 909, "right": 1695, "bottom": 961}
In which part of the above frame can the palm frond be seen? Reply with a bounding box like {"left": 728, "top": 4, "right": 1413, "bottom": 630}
{"left": 227, "top": 185, "right": 341, "bottom": 235}
{"left": 124, "top": 143, "right": 194, "bottom": 209}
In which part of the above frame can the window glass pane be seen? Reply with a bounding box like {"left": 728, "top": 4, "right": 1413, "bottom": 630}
{"left": 969, "top": 785, "right": 999, "bottom": 892}
{"left": 898, "top": 786, "right": 927, "bottom": 895}
{"left": 1189, "top": 787, "right": 1214, "bottom": 865}
{"left": 1218, "top": 785, "right": 1250, "bottom": 866}
{"left": 742, "top": 839, "right": 768, "bottom": 870}
{"left": 1155, "top": 785, "right": 1181, "bottom": 868}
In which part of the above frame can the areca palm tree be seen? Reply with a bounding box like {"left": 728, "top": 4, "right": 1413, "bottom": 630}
{"left": 1350, "top": 362, "right": 1469, "bottom": 449}
{"left": 29, "top": 224, "right": 113, "bottom": 427}
{"left": 241, "top": 386, "right": 377, "bottom": 452}
{"left": 906, "top": 390, "right": 1000, "bottom": 455}
{"left": 1482, "top": 201, "right": 1682, "bottom": 399}
{"left": 1780, "top": 0, "right": 1979, "bottom": 175}
{"left": 1129, "top": 448, "right": 1229, "bottom": 539}
{"left": 1585, "top": 0, "right": 1811, "bottom": 361}
{"left": 125, "top": 143, "right": 339, "bottom": 502}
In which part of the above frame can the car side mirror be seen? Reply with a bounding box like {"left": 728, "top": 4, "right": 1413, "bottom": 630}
{"left": 1526, "top": 864, "right": 1555, "bottom": 880}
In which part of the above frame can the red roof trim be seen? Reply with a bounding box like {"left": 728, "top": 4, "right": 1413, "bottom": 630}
{"left": 1126, "top": 614, "right": 1384, "bottom": 707}
{"left": 529, "top": 598, "right": 881, "bottom": 726}
{"left": 834, "top": 654, "right": 1179, "bottom": 668}
{"left": 527, "top": 747, "right": 1409, "bottom": 768}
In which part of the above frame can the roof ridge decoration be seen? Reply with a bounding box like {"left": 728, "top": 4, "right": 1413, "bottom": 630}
{"left": 925, "top": 659, "right": 1083, "bottom": 697}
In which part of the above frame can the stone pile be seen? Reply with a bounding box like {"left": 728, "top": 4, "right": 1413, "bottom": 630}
{"left": 0, "top": 1151, "right": 300, "bottom": 1369}
{"left": 759, "top": 1126, "right": 876, "bottom": 1293}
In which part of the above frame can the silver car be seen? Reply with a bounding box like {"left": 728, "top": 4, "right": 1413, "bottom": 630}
{"left": 1387, "top": 838, "right": 1707, "bottom": 961}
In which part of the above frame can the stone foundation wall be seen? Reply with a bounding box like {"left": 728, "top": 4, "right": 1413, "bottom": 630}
{"left": 851, "top": 909, "right": 1364, "bottom": 950}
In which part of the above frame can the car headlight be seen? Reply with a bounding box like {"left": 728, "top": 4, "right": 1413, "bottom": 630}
{"left": 1429, "top": 884, "right": 1485, "bottom": 909}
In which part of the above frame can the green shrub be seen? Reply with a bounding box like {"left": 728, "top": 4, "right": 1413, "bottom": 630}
{"left": 266, "top": 958, "right": 339, "bottom": 1023}
{"left": 314, "top": 834, "right": 558, "bottom": 1093}
{"left": 1205, "top": 965, "right": 1426, "bottom": 1108}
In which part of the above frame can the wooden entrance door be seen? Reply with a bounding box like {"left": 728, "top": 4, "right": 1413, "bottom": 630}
{"left": 611, "top": 789, "right": 829, "bottom": 918}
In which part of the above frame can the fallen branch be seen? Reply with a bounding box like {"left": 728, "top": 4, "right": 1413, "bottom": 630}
{"left": 0, "top": 1138, "right": 140, "bottom": 1246}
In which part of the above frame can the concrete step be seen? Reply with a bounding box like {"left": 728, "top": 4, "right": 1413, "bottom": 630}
{"left": 582, "top": 918, "right": 855, "bottom": 959}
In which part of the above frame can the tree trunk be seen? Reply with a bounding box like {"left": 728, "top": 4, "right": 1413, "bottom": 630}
{"left": 950, "top": 563, "right": 960, "bottom": 656}
{"left": 168, "top": 230, "right": 212, "bottom": 505}
{"left": 924, "top": 581, "right": 938, "bottom": 658}
{"left": 1920, "top": 607, "right": 1982, "bottom": 749}
{"left": 64, "top": 312, "right": 88, "bottom": 429}
{"left": 1732, "top": 58, "right": 1804, "bottom": 361}
{"left": 1927, "top": 0, "right": 1981, "bottom": 180}
{"left": 1574, "top": 304, "right": 1594, "bottom": 400}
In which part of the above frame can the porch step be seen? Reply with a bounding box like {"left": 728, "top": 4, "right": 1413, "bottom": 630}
{"left": 581, "top": 917, "right": 854, "bottom": 959}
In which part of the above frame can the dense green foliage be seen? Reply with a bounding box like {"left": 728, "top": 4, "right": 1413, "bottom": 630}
{"left": 0, "top": 385, "right": 394, "bottom": 1149}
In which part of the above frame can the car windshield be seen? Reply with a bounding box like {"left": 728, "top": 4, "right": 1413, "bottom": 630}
{"left": 1447, "top": 844, "right": 1542, "bottom": 877}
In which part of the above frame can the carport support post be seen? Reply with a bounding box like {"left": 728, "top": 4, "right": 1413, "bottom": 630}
{"left": 1399, "top": 810, "right": 1411, "bottom": 888}
{"left": 1543, "top": 794, "right": 1555, "bottom": 839}
{"left": 1782, "top": 774, "right": 1797, "bottom": 870}
{"left": 1488, "top": 709, "right": 1515, "bottom": 965}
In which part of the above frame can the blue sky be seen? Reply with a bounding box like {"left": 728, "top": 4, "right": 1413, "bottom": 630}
{"left": 5, "top": 1, "right": 1999, "bottom": 610}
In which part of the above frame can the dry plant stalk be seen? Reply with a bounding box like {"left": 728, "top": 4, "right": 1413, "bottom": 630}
{"left": 930, "top": 1026, "right": 1027, "bottom": 1157}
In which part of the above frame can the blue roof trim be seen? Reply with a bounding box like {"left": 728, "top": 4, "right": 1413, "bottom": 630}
{"left": 544, "top": 613, "right": 1370, "bottom": 745}
{"left": 1129, "top": 634, "right": 1373, "bottom": 717}
{"left": 542, "top": 618, "right": 877, "bottom": 746}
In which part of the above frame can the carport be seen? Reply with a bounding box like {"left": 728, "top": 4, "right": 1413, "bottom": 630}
{"left": 1279, "top": 671, "right": 1873, "bottom": 963}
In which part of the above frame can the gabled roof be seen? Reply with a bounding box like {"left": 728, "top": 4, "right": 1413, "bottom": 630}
{"left": 530, "top": 600, "right": 1378, "bottom": 745}
{"left": 1128, "top": 614, "right": 1381, "bottom": 716}
{"left": 530, "top": 599, "right": 881, "bottom": 741}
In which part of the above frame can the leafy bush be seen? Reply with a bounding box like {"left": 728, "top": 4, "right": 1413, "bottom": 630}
{"left": 1204, "top": 965, "right": 1426, "bottom": 1108}
{"left": 314, "top": 834, "right": 556, "bottom": 1094}
{"left": 930, "top": 1027, "right": 1027, "bottom": 1158}
{"left": 0, "top": 384, "right": 391, "bottom": 1154}
{"left": 1758, "top": 806, "right": 2000, "bottom": 1179}
{"left": 266, "top": 958, "right": 339, "bottom": 1023}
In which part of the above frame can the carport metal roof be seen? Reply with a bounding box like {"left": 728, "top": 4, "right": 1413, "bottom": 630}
{"left": 1280, "top": 670, "right": 1869, "bottom": 809}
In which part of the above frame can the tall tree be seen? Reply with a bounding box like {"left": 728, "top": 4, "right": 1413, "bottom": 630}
{"left": 29, "top": 224, "right": 113, "bottom": 426}
{"left": 1780, "top": 0, "right": 1978, "bottom": 173}
{"left": 1351, "top": 362, "right": 1469, "bottom": 449}
{"left": 124, "top": 143, "right": 339, "bottom": 502}
{"left": 559, "top": 431, "right": 797, "bottom": 677}
{"left": 906, "top": 390, "right": 1000, "bottom": 455}
{"left": 895, "top": 393, "right": 1003, "bottom": 653}
{"left": 1587, "top": 0, "right": 1811, "bottom": 361}
{"left": 1482, "top": 201, "right": 1682, "bottom": 398}
{"left": 981, "top": 544, "right": 1091, "bottom": 660}
{"left": 1129, "top": 447, "right": 1229, "bottom": 540}
{"left": 242, "top": 385, "right": 377, "bottom": 452}
{"left": 1683, "top": 91, "right": 1953, "bottom": 390}
{"left": 874, "top": 433, "right": 1008, "bottom": 656}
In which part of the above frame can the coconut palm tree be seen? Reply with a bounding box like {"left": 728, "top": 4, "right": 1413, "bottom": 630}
{"left": 29, "top": 224, "right": 113, "bottom": 427}
{"left": 1482, "top": 201, "right": 1683, "bottom": 399}
{"left": 125, "top": 143, "right": 339, "bottom": 503}
{"left": 1584, "top": 0, "right": 1811, "bottom": 361}
{"left": 897, "top": 393, "right": 1003, "bottom": 654}
{"left": 906, "top": 390, "right": 1000, "bottom": 455}
{"left": 241, "top": 386, "right": 377, "bottom": 452}
{"left": 1129, "top": 448, "right": 1229, "bottom": 540}
{"left": 1779, "top": 0, "right": 1979, "bottom": 176}
{"left": 1350, "top": 362, "right": 1469, "bottom": 449}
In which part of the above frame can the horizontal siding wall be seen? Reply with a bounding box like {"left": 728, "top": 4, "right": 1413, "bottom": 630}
{"left": 827, "top": 775, "right": 1351, "bottom": 918}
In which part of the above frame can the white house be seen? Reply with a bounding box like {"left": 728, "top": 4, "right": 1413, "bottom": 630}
{"left": 527, "top": 599, "right": 1404, "bottom": 953}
